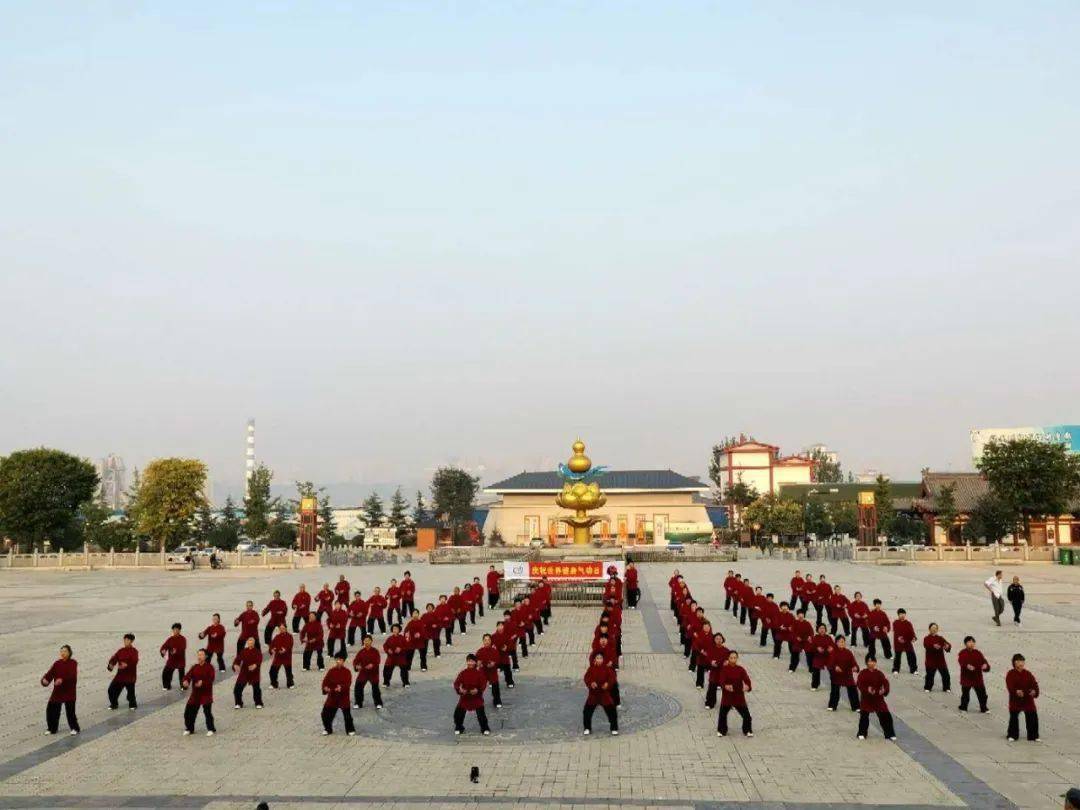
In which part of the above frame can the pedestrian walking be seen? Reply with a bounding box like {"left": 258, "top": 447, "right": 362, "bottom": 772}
{"left": 1007, "top": 576, "right": 1025, "bottom": 624}
{"left": 985, "top": 570, "right": 1006, "bottom": 626}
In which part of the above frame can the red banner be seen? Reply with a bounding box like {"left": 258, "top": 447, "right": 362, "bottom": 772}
{"left": 503, "top": 561, "right": 624, "bottom": 581}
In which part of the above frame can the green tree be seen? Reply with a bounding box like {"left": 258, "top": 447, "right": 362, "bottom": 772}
{"left": 0, "top": 448, "right": 99, "bottom": 550}
{"left": 362, "top": 491, "right": 385, "bottom": 528}
{"left": 741, "top": 493, "right": 804, "bottom": 542}
{"left": 891, "top": 513, "right": 929, "bottom": 544}
{"left": 708, "top": 435, "right": 754, "bottom": 494}
{"left": 829, "top": 501, "right": 859, "bottom": 537}
{"left": 412, "top": 490, "right": 429, "bottom": 524}
{"left": 192, "top": 501, "right": 218, "bottom": 547}
{"left": 873, "top": 475, "right": 896, "bottom": 538}
{"left": 430, "top": 466, "right": 479, "bottom": 545}
{"left": 808, "top": 447, "right": 843, "bottom": 484}
{"left": 133, "top": 458, "right": 207, "bottom": 550}
{"left": 720, "top": 480, "right": 759, "bottom": 526}
{"left": 318, "top": 495, "right": 337, "bottom": 545}
{"left": 78, "top": 494, "right": 115, "bottom": 550}
{"left": 242, "top": 463, "right": 276, "bottom": 542}
{"left": 266, "top": 500, "right": 297, "bottom": 548}
{"left": 388, "top": 487, "right": 409, "bottom": 540}
{"left": 214, "top": 496, "right": 241, "bottom": 550}
{"left": 803, "top": 500, "right": 832, "bottom": 539}
{"left": 935, "top": 483, "right": 960, "bottom": 543}
{"left": 978, "top": 437, "right": 1080, "bottom": 540}
{"left": 962, "top": 493, "right": 1015, "bottom": 545}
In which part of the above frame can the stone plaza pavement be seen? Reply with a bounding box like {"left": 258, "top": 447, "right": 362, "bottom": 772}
{"left": 0, "top": 559, "right": 1078, "bottom": 810}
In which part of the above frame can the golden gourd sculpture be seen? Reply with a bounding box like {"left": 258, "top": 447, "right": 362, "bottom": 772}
{"left": 556, "top": 440, "right": 608, "bottom": 545}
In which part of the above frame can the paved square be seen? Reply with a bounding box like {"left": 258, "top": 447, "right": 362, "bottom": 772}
{"left": 1, "top": 560, "right": 1077, "bottom": 809}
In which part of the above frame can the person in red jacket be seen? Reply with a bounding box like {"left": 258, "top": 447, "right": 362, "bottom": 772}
{"left": 291, "top": 584, "right": 312, "bottom": 633}
{"left": 268, "top": 623, "right": 295, "bottom": 689}
{"left": 315, "top": 583, "right": 335, "bottom": 621}
{"left": 758, "top": 593, "right": 779, "bottom": 648}
{"left": 809, "top": 624, "right": 836, "bottom": 690}
{"left": 827, "top": 635, "right": 860, "bottom": 712}
{"left": 717, "top": 650, "right": 753, "bottom": 737}
{"left": 233, "top": 600, "right": 261, "bottom": 656}
{"left": 327, "top": 603, "right": 349, "bottom": 658}
{"left": 773, "top": 602, "right": 794, "bottom": 660}
{"left": 107, "top": 633, "right": 139, "bottom": 710}
{"left": 722, "top": 569, "right": 736, "bottom": 610}
{"left": 181, "top": 648, "right": 216, "bottom": 735}
{"left": 705, "top": 633, "right": 732, "bottom": 709}
{"left": 386, "top": 578, "right": 403, "bottom": 626}
{"left": 300, "top": 611, "right": 325, "bottom": 671}
{"left": 347, "top": 590, "right": 368, "bottom": 647}
{"left": 435, "top": 595, "right": 454, "bottom": 647}
{"left": 468, "top": 577, "right": 485, "bottom": 623}
{"left": 891, "top": 608, "right": 918, "bottom": 675}
{"left": 957, "top": 635, "right": 990, "bottom": 713}
{"left": 828, "top": 585, "right": 851, "bottom": 638}
{"left": 789, "top": 570, "right": 804, "bottom": 615}
{"left": 738, "top": 578, "right": 752, "bottom": 625}
{"left": 800, "top": 572, "right": 816, "bottom": 614}
{"left": 422, "top": 602, "right": 443, "bottom": 658}
{"left": 625, "top": 561, "right": 640, "bottom": 609}
{"left": 486, "top": 565, "right": 503, "bottom": 610}
{"left": 476, "top": 634, "right": 503, "bottom": 708}
{"left": 748, "top": 586, "right": 765, "bottom": 636}
{"left": 812, "top": 575, "right": 831, "bottom": 628}
{"left": 160, "top": 623, "right": 187, "bottom": 691}
{"left": 491, "top": 621, "right": 516, "bottom": 689}
{"left": 352, "top": 634, "right": 383, "bottom": 709}
{"left": 42, "top": 644, "right": 80, "bottom": 735}
{"left": 321, "top": 653, "right": 356, "bottom": 735}
{"left": 788, "top": 610, "right": 814, "bottom": 673}
{"left": 922, "top": 623, "right": 952, "bottom": 692}
{"left": 583, "top": 651, "right": 619, "bottom": 735}
{"left": 382, "top": 624, "right": 409, "bottom": 687}
{"left": 453, "top": 654, "right": 491, "bottom": 735}
{"left": 404, "top": 609, "right": 429, "bottom": 672}
{"left": 366, "top": 586, "right": 388, "bottom": 635}
{"left": 198, "top": 613, "right": 227, "bottom": 672}
{"left": 848, "top": 592, "right": 870, "bottom": 648}
{"left": 692, "top": 621, "right": 716, "bottom": 688}
{"left": 448, "top": 587, "right": 468, "bottom": 635}
{"left": 1005, "top": 653, "right": 1039, "bottom": 742}
{"left": 856, "top": 655, "right": 896, "bottom": 740}
{"left": 232, "top": 636, "right": 264, "bottom": 709}
{"left": 261, "top": 590, "right": 288, "bottom": 646}
{"left": 400, "top": 570, "right": 417, "bottom": 617}
{"left": 603, "top": 574, "right": 623, "bottom": 607}
{"left": 867, "top": 599, "right": 893, "bottom": 661}
{"left": 334, "top": 574, "right": 351, "bottom": 607}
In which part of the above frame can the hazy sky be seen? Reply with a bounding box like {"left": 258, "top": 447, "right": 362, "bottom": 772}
{"left": 3, "top": 2, "right": 1079, "bottom": 500}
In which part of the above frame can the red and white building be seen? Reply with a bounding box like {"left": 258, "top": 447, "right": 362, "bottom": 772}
{"left": 713, "top": 439, "right": 814, "bottom": 497}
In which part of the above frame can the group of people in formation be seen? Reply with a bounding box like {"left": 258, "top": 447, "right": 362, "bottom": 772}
{"left": 582, "top": 572, "right": 625, "bottom": 735}
{"left": 667, "top": 566, "right": 1040, "bottom": 743}
{"left": 452, "top": 574, "right": 553, "bottom": 734}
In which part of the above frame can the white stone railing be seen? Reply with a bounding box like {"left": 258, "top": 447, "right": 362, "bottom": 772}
{"left": 853, "top": 543, "right": 1060, "bottom": 564}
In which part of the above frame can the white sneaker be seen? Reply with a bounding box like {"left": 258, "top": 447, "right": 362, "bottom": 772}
{"left": 454, "top": 730, "right": 462, "bottom": 735}
{"left": 347, "top": 731, "right": 356, "bottom": 736}
{"left": 746, "top": 732, "right": 754, "bottom": 738}
{"left": 322, "top": 730, "right": 330, "bottom": 736}
{"left": 583, "top": 729, "right": 591, "bottom": 735}
{"left": 70, "top": 730, "right": 79, "bottom": 736}
{"left": 255, "top": 705, "right": 263, "bottom": 709}
{"left": 183, "top": 730, "right": 192, "bottom": 735}
{"left": 45, "top": 730, "right": 55, "bottom": 736}
{"left": 828, "top": 707, "right": 836, "bottom": 711}
{"left": 482, "top": 730, "right": 490, "bottom": 736}
{"left": 206, "top": 731, "right": 215, "bottom": 736}
{"left": 717, "top": 732, "right": 725, "bottom": 737}
{"left": 611, "top": 730, "right": 618, "bottom": 736}
{"left": 887, "top": 736, "right": 897, "bottom": 741}
{"left": 353, "top": 704, "right": 360, "bottom": 709}
{"left": 857, "top": 735, "right": 866, "bottom": 740}
{"left": 495, "top": 704, "right": 502, "bottom": 709}
{"left": 234, "top": 705, "right": 241, "bottom": 710}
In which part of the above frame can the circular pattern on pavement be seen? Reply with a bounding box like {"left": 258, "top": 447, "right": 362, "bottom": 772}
{"left": 352, "top": 674, "right": 682, "bottom": 744}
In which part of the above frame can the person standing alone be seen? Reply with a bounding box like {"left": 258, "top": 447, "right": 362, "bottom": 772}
{"left": 985, "top": 570, "right": 1005, "bottom": 626}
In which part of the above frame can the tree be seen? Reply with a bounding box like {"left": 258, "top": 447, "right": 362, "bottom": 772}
{"left": 0, "top": 448, "right": 99, "bottom": 550}
{"left": 362, "top": 491, "right": 385, "bottom": 528}
{"left": 891, "top": 514, "right": 929, "bottom": 545}
{"left": 720, "top": 480, "right": 759, "bottom": 526}
{"left": 873, "top": 475, "right": 896, "bottom": 538}
{"left": 412, "top": 490, "right": 429, "bottom": 525}
{"left": 708, "top": 437, "right": 754, "bottom": 498}
{"left": 803, "top": 500, "right": 832, "bottom": 539}
{"left": 935, "top": 483, "right": 960, "bottom": 543}
{"left": 808, "top": 447, "right": 843, "bottom": 483}
{"left": 388, "top": 487, "right": 409, "bottom": 540}
{"left": 192, "top": 501, "right": 218, "bottom": 547}
{"left": 214, "top": 496, "right": 242, "bottom": 550}
{"left": 318, "top": 495, "right": 337, "bottom": 545}
{"left": 133, "top": 458, "right": 207, "bottom": 551}
{"left": 78, "top": 494, "right": 115, "bottom": 550}
{"left": 963, "top": 493, "right": 1015, "bottom": 545}
{"left": 978, "top": 437, "right": 1080, "bottom": 540}
{"left": 267, "top": 500, "right": 297, "bottom": 548}
{"left": 829, "top": 501, "right": 859, "bottom": 537}
{"left": 430, "top": 466, "right": 479, "bottom": 545}
{"left": 242, "top": 463, "right": 276, "bottom": 542}
{"left": 741, "top": 493, "right": 804, "bottom": 542}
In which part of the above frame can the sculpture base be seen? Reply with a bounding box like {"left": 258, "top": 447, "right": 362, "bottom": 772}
{"left": 573, "top": 525, "right": 591, "bottom": 546}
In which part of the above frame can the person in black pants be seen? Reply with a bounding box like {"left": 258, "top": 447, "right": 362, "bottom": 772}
{"left": 1007, "top": 576, "right": 1025, "bottom": 624}
{"left": 42, "top": 645, "right": 81, "bottom": 735}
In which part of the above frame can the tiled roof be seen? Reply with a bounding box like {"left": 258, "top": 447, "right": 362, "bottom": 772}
{"left": 484, "top": 469, "right": 709, "bottom": 492}
{"left": 916, "top": 472, "right": 989, "bottom": 512}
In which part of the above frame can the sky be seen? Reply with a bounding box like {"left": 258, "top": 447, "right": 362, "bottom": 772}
{"left": 2, "top": 2, "right": 1079, "bottom": 503}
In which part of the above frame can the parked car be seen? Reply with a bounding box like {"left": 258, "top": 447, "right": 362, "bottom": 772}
{"left": 235, "top": 541, "right": 255, "bottom": 553}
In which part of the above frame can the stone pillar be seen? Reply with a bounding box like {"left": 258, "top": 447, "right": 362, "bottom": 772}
{"left": 110, "top": 547, "right": 115, "bottom": 567}
{"left": 59, "top": 548, "right": 65, "bottom": 568}
{"left": 135, "top": 547, "right": 141, "bottom": 567}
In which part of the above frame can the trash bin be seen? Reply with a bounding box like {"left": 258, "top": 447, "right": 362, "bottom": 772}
{"left": 1060, "top": 547, "right": 1074, "bottom": 565}
{"left": 1072, "top": 548, "right": 1080, "bottom": 565}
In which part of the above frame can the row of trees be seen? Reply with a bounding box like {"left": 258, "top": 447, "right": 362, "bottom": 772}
{"left": 0, "top": 447, "right": 483, "bottom": 551}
